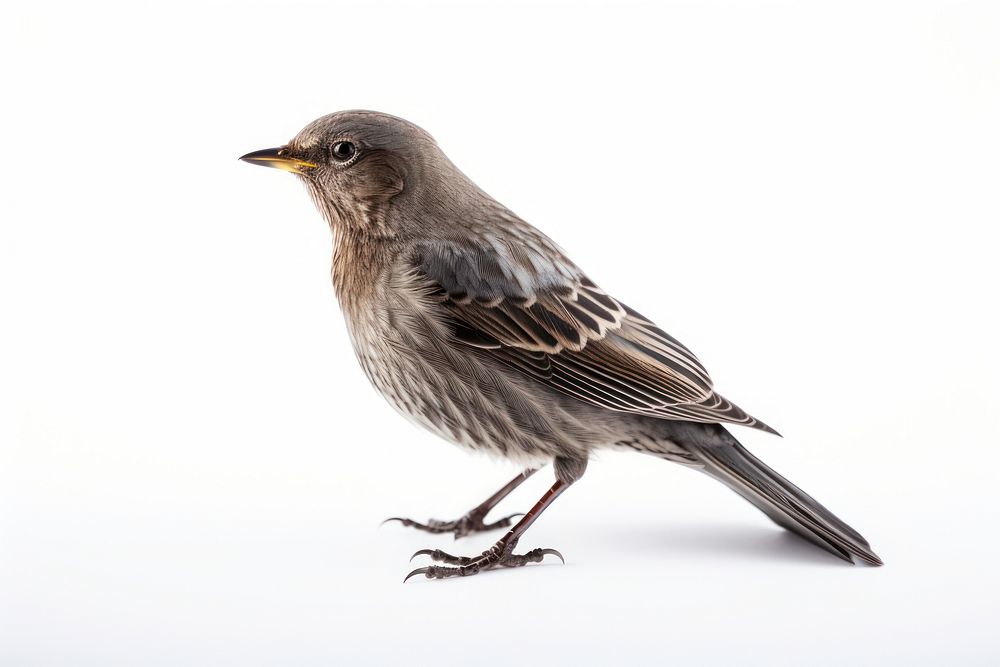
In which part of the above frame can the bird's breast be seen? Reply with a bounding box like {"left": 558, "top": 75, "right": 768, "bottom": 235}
{"left": 338, "top": 289, "right": 564, "bottom": 466}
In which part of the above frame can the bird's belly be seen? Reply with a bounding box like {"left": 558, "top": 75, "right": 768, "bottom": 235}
{"left": 345, "top": 317, "right": 552, "bottom": 466}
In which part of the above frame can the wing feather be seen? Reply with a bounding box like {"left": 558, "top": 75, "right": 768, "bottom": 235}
{"left": 409, "top": 240, "right": 777, "bottom": 435}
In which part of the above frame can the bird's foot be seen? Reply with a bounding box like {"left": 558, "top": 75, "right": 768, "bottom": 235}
{"left": 382, "top": 510, "right": 523, "bottom": 539}
{"left": 404, "top": 541, "right": 564, "bottom": 581}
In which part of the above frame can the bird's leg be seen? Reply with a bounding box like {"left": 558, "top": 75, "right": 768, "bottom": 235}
{"left": 405, "top": 475, "right": 573, "bottom": 581}
{"left": 384, "top": 468, "right": 539, "bottom": 539}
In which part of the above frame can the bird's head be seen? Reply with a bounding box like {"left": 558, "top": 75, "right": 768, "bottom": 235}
{"left": 241, "top": 110, "right": 453, "bottom": 235}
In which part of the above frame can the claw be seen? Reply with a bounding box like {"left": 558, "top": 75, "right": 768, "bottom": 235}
{"left": 382, "top": 517, "right": 432, "bottom": 530}
{"left": 404, "top": 567, "right": 431, "bottom": 583}
{"left": 538, "top": 548, "right": 565, "bottom": 564}
{"left": 402, "top": 545, "right": 564, "bottom": 580}
{"left": 411, "top": 548, "right": 467, "bottom": 564}
{"left": 409, "top": 548, "right": 443, "bottom": 562}
{"left": 381, "top": 512, "right": 523, "bottom": 537}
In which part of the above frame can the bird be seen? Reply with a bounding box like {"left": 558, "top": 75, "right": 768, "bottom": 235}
{"left": 240, "top": 110, "right": 882, "bottom": 581}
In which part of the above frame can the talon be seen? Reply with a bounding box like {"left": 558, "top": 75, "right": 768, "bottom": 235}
{"left": 382, "top": 517, "right": 430, "bottom": 530}
{"left": 381, "top": 511, "right": 522, "bottom": 537}
{"left": 410, "top": 548, "right": 456, "bottom": 562}
{"left": 401, "top": 542, "right": 564, "bottom": 579}
{"left": 538, "top": 548, "right": 565, "bottom": 564}
{"left": 404, "top": 567, "right": 431, "bottom": 583}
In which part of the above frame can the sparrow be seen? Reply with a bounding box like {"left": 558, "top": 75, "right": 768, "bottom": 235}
{"left": 241, "top": 110, "right": 882, "bottom": 581}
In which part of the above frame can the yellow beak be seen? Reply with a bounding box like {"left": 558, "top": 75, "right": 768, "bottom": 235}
{"left": 239, "top": 146, "right": 317, "bottom": 174}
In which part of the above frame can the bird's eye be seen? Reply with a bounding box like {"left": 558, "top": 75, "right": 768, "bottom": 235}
{"left": 331, "top": 141, "right": 357, "bottom": 162}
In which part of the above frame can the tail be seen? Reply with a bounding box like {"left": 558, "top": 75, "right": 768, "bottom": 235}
{"left": 689, "top": 430, "right": 882, "bottom": 566}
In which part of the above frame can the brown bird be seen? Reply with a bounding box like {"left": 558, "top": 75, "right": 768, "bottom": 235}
{"left": 241, "top": 110, "right": 882, "bottom": 581}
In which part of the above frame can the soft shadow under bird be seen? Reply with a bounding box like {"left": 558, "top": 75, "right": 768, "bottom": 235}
{"left": 241, "top": 110, "right": 882, "bottom": 581}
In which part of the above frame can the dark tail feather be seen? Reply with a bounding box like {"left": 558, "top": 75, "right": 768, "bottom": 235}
{"left": 691, "top": 435, "right": 882, "bottom": 566}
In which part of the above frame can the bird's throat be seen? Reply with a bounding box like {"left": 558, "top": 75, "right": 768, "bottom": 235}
{"left": 331, "top": 228, "right": 396, "bottom": 310}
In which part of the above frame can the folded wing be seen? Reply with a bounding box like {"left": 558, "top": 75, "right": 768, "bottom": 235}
{"left": 408, "top": 237, "right": 777, "bottom": 435}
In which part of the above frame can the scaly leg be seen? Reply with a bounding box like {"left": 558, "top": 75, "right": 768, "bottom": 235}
{"left": 405, "top": 473, "right": 575, "bottom": 581}
{"left": 383, "top": 468, "right": 539, "bottom": 539}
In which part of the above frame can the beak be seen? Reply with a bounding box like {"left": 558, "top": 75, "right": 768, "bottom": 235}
{"left": 239, "top": 146, "right": 317, "bottom": 174}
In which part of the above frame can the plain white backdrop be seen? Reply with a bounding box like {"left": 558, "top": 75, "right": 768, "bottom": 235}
{"left": 2, "top": 1, "right": 998, "bottom": 664}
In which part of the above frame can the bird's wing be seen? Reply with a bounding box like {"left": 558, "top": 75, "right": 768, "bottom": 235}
{"left": 408, "top": 239, "right": 777, "bottom": 434}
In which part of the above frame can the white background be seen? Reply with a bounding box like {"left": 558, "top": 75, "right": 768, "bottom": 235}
{"left": 2, "top": 1, "right": 998, "bottom": 665}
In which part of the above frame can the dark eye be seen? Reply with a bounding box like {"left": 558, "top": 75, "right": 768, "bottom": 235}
{"left": 331, "top": 141, "right": 357, "bottom": 162}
